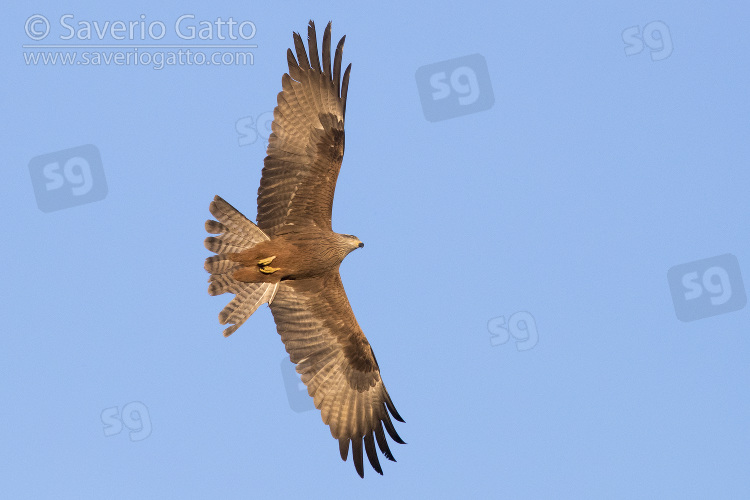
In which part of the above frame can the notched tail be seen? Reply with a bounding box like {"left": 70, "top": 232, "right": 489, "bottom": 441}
{"left": 204, "top": 195, "right": 278, "bottom": 337}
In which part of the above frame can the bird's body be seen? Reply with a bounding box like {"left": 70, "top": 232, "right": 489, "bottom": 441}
{"left": 203, "top": 20, "right": 404, "bottom": 478}
{"left": 227, "top": 229, "right": 362, "bottom": 283}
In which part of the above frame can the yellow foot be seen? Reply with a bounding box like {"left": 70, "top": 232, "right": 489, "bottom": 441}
{"left": 259, "top": 265, "right": 280, "bottom": 274}
{"left": 257, "top": 255, "right": 276, "bottom": 266}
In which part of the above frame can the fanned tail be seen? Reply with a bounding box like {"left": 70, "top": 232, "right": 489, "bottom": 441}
{"left": 204, "top": 195, "right": 279, "bottom": 337}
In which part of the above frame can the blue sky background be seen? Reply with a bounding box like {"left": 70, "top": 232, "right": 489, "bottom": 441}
{"left": 3, "top": 1, "right": 749, "bottom": 498}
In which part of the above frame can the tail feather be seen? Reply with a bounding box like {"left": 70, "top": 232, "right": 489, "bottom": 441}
{"left": 207, "top": 272, "right": 240, "bottom": 295}
{"left": 204, "top": 219, "right": 226, "bottom": 234}
{"left": 204, "top": 255, "right": 239, "bottom": 275}
{"left": 209, "top": 196, "right": 265, "bottom": 240}
{"left": 204, "top": 195, "right": 278, "bottom": 337}
{"left": 204, "top": 236, "right": 246, "bottom": 255}
{"left": 205, "top": 219, "right": 260, "bottom": 249}
{"left": 219, "top": 282, "right": 278, "bottom": 337}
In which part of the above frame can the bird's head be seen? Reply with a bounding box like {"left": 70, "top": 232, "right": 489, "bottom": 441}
{"left": 340, "top": 233, "right": 364, "bottom": 253}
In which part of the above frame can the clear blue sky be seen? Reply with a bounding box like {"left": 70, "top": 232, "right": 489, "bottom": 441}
{"left": 3, "top": 1, "right": 749, "bottom": 498}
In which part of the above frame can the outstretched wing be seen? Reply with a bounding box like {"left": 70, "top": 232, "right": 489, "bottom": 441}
{"left": 270, "top": 271, "right": 405, "bottom": 477}
{"left": 257, "top": 21, "right": 352, "bottom": 237}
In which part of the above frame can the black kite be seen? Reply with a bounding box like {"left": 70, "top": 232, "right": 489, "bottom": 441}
{"left": 204, "top": 20, "right": 404, "bottom": 477}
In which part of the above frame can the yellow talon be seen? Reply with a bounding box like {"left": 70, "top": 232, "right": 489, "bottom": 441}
{"left": 258, "top": 255, "right": 276, "bottom": 266}
{"left": 259, "top": 266, "right": 280, "bottom": 274}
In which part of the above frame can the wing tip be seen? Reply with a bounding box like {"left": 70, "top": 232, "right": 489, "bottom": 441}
{"left": 352, "top": 438, "right": 364, "bottom": 478}
{"left": 339, "top": 438, "right": 349, "bottom": 461}
{"left": 364, "top": 432, "right": 383, "bottom": 475}
{"left": 385, "top": 390, "right": 405, "bottom": 423}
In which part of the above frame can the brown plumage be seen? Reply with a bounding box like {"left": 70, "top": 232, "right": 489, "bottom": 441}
{"left": 203, "top": 20, "right": 404, "bottom": 477}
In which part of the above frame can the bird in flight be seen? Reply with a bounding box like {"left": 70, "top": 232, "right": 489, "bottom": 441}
{"left": 203, "top": 20, "right": 404, "bottom": 477}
